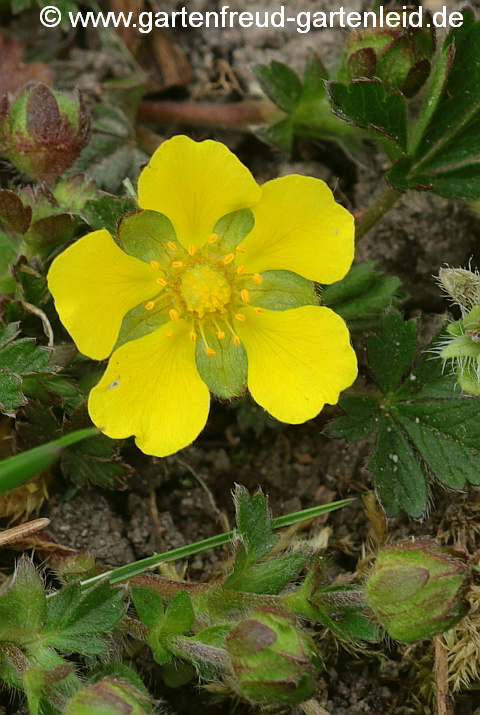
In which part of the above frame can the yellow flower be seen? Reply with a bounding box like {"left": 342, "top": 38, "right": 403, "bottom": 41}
{"left": 48, "top": 136, "right": 357, "bottom": 457}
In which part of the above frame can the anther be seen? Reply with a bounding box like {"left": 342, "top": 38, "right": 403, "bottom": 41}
{"left": 236, "top": 265, "right": 245, "bottom": 275}
{"left": 236, "top": 246, "right": 246, "bottom": 253}
{"left": 204, "top": 347, "right": 217, "bottom": 357}
{"left": 167, "top": 331, "right": 173, "bottom": 338}
{"left": 144, "top": 301, "right": 155, "bottom": 311}
{"left": 223, "top": 253, "right": 235, "bottom": 265}
{"left": 167, "top": 241, "right": 177, "bottom": 251}
{"left": 188, "top": 245, "right": 196, "bottom": 256}
{"left": 151, "top": 260, "right": 161, "bottom": 269}
{"left": 216, "top": 330, "right": 225, "bottom": 339}
{"left": 232, "top": 336, "right": 241, "bottom": 346}
{"left": 156, "top": 278, "right": 167, "bottom": 286}
{"left": 240, "top": 289, "right": 250, "bottom": 303}
{"left": 172, "top": 261, "right": 183, "bottom": 269}
{"left": 253, "top": 273, "right": 264, "bottom": 284}
{"left": 169, "top": 309, "right": 180, "bottom": 321}
{"left": 255, "top": 307, "right": 264, "bottom": 314}
{"left": 189, "top": 331, "right": 197, "bottom": 342}
{"left": 234, "top": 313, "right": 246, "bottom": 322}
{"left": 208, "top": 233, "right": 218, "bottom": 244}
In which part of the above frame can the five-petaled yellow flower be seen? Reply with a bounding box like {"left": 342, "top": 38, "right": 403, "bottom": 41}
{"left": 48, "top": 136, "right": 357, "bottom": 457}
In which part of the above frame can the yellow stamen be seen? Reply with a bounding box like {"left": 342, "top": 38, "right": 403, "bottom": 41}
{"left": 198, "top": 322, "right": 213, "bottom": 355}
{"left": 235, "top": 313, "right": 246, "bottom": 322}
{"left": 169, "top": 309, "right": 180, "bottom": 321}
{"left": 205, "top": 347, "right": 217, "bottom": 357}
{"left": 236, "top": 265, "right": 245, "bottom": 275}
{"left": 151, "top": 260, "right": 161, "bottom": 269}
{"left": 232, "top": 335, "right": 241, "bottom": 346}
{"left": 223, "top": 253, "right": 235, "bottom": 265}
{"left": 156, "top": 278, "right": 167, "bottom": 286}
{"left": 167, "top": 241, "right": 177, "bottom": 251}
{"left": 208, "top": 233, "right": 218, "bottom": 244}
{"left": 172, "top": 261, "right": 183, "bottom": 269}
{"left": 255, "top": 307, "right": 264, "bottom": 314}
{"left": 253, "top": 273, "right": 263, "bottom": 284}
{"left": 216, "top": 330, "right": 225, "bottom": 339}
{"left": 167, "top": 331, "right": 173, "bottom": 338}
{"left": 236, "top": 246, "right": 246, "bottom": 253}
{"left": 188, "top": 245, "right": 196, "bottom": 256}
{"left": 189, "top": 330, "right": 197, "bottom": 342}
{"left": 144, "top": 301, "right": 155, "bottom": 311}
{"left": 240, "top": 289, "right": 250, "bottom": 303}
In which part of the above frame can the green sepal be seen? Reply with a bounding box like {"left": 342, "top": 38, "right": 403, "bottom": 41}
{"left": 195, "top": 322, "right": 247, "bottom": 399}
{"left": 211, "top": 209, "right": 254, "bottom": 254}
{"left": 238, "top": 270, "right": 318, "bottom": 311}
{"left": 115, "top": 299, "right": 170, "bottom": 350}
{"left": 116, "top": 209, "right": 178, "bottom": 266}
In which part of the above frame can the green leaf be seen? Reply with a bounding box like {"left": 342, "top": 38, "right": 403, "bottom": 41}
{"left": 301, "top": 51, "right": 329, "bottom": 105}
{"left": 328, "top": 313, "right": 480, "bottom": 516}
{"left": 61, "top": 404, "right": 132, "bottom": 488}
{"left": 239, "top": 270, "right": 318, "bottom": 311}
{"left": 0, "top": 230, "right": 18, "bottom": 295}
{"left": 0, "top": 189, "right": 32, "bottom": 234}
{"left": 322, "top": 262, "right": 404, "bottom": 331}
{"left": 45, "top": 582, "right": 125, "bottom": 655}
{"left": 195, "top": 322, "right": 247, "bottom": 399}
{"left": 161, "top": 591, "right": 194, "bottom": 636}
{"left": 132, "top": 586, "right": 164, "bottom": 628}
{"left": 82, "top": 195, "right": 137, "bottom": 235}
{"left": 255, "top": 62, "right": 303, "bottom": 113}
{"left": 257, "top": 117, "right": 295, "bottom": 151}
{"left": 388, "top": 10, "right": 480, "bottom": 198}
{"left": 325, "top": 395, "right": 380, "bottom": 441}
{"left": 229, "top": 551, "right": 311, "bottom": 595}
{"left": 71, "top": 105, "right": 146, "bottom": 193}
{"left": 366, "top": 309, "right": 417, "bottom": 393}
{"left": 0, "top": 558, "right": 46, "bottom": 642}
{"left": 328, "top": 80, "right": 408, "bottom": 154}
{"left": 370, "top": 417, "right": 427, "bottom": 518}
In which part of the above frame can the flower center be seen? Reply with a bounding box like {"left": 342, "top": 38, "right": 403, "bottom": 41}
{"left": 180, "top": 265, "right": 231, "bottom": 318}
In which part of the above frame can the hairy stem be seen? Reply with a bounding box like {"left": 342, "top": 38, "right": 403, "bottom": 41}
{"left": 355, "top": 187, "right": 403, "bottom": 240}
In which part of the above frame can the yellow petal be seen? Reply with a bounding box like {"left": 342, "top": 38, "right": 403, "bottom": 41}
{"left": 138, "top": 135, "right": 261, "bottom": 250}
{"left": 88, "top": 319, "right": 210, "bottom": 457}
{"left": 47, "top": 230, "right": 160, "bottom": 360}
{"left": 239, "top": 176, "right": 354, "bottom": 283}
{"left": 236, "top": 305, "right": 357, "bottom": 423}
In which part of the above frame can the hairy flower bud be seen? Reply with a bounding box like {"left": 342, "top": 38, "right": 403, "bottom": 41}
{"left": 0, "top": 83, "right": 90, "bottom": 182}
{"left": 440, "top": 306, "right": 480, "bottom": 395}
{"left": 226, "top": 608, "right": 315, "bottom": 705}
{"left": 366, "top": 540, "right": 470, "bottom": 642}
{"left": 344, "top": 8, "right": 435, "bottom": 97}
{"left": 65, "top": 678, "right": 152, "bottom": 715}
{"left": 438, "top": 267, "right": 480, "bottom": 313}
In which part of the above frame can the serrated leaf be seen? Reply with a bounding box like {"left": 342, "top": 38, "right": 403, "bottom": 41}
{"left": 325, "top": 395, "right": 381, "bottom": 441}
{"left": 328, "top": 80, "right": 408, "bottom": 155}
{"left": 82, "top": 195, "right": 137, "bottom": 235}
{"left": 322, "top": 262, "right": 404, "bottom": 331}
{"left": 45, "top": 582, "right": 125, "bottom": 655}
{"left": 0, "top": 189, "right": 32, "bottom": 234}
{"left": 388, "top": 10, "right": 480, "bottom": 198}
{"left": 0, "top": 558, "right": 46, "bottom": 642}
{"left": 71, "top": 105, "right": 146, "bottom": 193}
{"left": 132, "top": 586, "right": 164, "bottom": 628}
{"left": 227, "top": 551, "right": 310, "bottom": 595}
{"left": 255, "top": 62, "right": 303, "bottom": 113}
{"left": 161, "top": 591, "right": 194, "bottom": 636}
{"left": 366, "top": 309, "right": 417, "bottom": 393}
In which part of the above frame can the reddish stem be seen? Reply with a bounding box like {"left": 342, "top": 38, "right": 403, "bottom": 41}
{"left": 137, "top": 100, "right": 282, "bottom": 129}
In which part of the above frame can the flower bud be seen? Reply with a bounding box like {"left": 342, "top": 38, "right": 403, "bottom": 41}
{"left": 226, "top": 608, "right": 315, "bottom": 705}
{"left": 366, "top": 540, "right": 470, "bottom": 642}
{"left": 344, "top": 8, "right": 435, "bottom": 97}
{"left": 440, "top": 306, "right": 480, "bottom": 396}
{"left": 438, "top": 267, "right": 480, "bottom": 312}
{"left": 65, "top": 678, "right": 152, "bottom": 715}
{"left": 0, "top": 83, "right": 90, "bottom": 182}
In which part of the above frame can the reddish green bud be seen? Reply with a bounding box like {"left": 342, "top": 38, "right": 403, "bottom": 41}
{"left": 226, "top": 608, "right": 315, "bottom": 706}
{"left": 65, "top": 678, "right": 152, "bottom": 715}
{"left": 0, "top": 83, "right": 90, "bottom": 182}
{"left": 366, "top": 540, "right": 470, "bottom": 642}
{"left": 345, "top": 8, "right": 435, "bottom": 97}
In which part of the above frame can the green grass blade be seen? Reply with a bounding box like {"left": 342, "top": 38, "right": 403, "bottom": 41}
{"left": 0, "top": 427, "right": 99, "bottom": 495}
{"left": 79, "top": 497, "right": 353, "bottom": 590}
